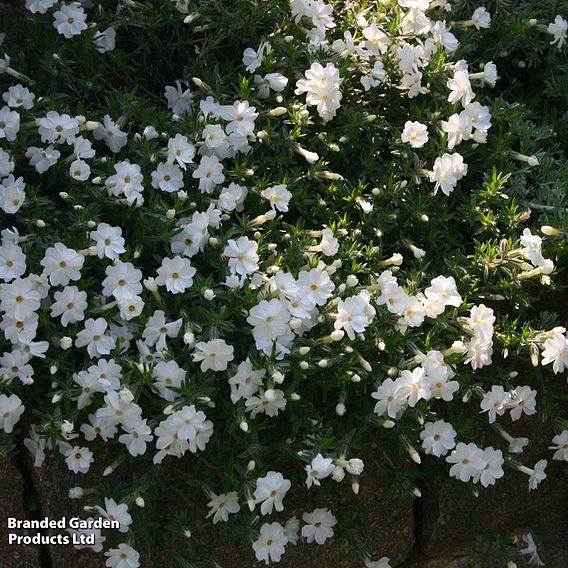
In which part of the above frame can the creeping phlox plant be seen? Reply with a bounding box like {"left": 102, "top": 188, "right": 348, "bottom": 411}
{"left": 1, "top": 0, "right": 568, "bottom": 566}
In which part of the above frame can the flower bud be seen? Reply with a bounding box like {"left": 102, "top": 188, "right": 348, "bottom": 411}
{"left": 203, "top": 288, "right": 216, "bottom": 300}
{"left": 335, "top": 403, "right": 346, "bottom": 416}
{"left": 330, "top": 329, "right": 344, "bottom": 341}
{"left": 69, "top": 487, "right": 84, "bottom": 499}
{"left": 541, "top": 225, "right": 562, "bottom": 236}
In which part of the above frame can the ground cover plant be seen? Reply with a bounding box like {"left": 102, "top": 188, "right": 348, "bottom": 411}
{"left": 1, "top": 0, "right": 567, "bottom": 566}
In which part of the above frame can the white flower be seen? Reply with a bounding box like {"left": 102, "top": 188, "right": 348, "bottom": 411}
{"left": 248, "top": 299, "right": 291, "bottom": 341}
{"left": 361, "top": 60, "right": 386, "bottom": 91}
{"left": 433, "top": 20, "right": 459, "bottom": 52}
{"left": 95, "top": 498, "right": 132, "bottom": 533}
{"left": 301, "top": 508, "right": 337, "bottom": 544}
{"left": 446, "top": 442, "right": 486, "bottom": 483}
{"left": 0, "top": 148, "right": 14, "bottom": 178}
{"left": 508, "top": 386, "right": 537, "bottom": 421}
{"left": 40, "top": 243, "right": 84, "bottom": 287}
{"left": 371, "top": 378, "right": 408, "bottom": 419}
{"left": 464, "top": 102, "right": 492, "bottom": 134}
{"left": 402, "top": 121, "right": 428, "bottom": 148}
{"left": 548, "top": 15, "right": 567, "bottom": 48}
{"left": 3, "top": 84, "right": 35, "bottom": 109}
{"left": 224, "top": 236, "right": 259, "bottom": 276}
{"left": 317, "top": 228, "right": 339, "bottom": 256}
{"left": 64, "top": 445, "right": 94, "bottom": 474}
{"left": 424, "top": 275, "right": 462, "bottom": 308}
{"left": 254, "top": 72, "right": 288, "bottom": 98}
{"left": 542, "top": 333, "right": 568, "bottom": 374}
{"left": 72, "top": 136, "right": 96, "bottom": 159}
{"left": 365, "top": 558, "right": 391, "bottom": 568}
{"left": 0, "top": 106, "right": 20, "bottom": 142}
{"left": 155, "top": 256, "right": 196, "bottom": 294}
{"left": 25, "top": 0, "right": 57, "bottom": 14}
{"left": 206, "top": 491, "right": 240, "bottom": 524}
{"left": 0, "top": 394, "right": 24, "bottom": 433}
{"left": 152, "top": 360, "right": 185, "bottom": 402}
{"left": 53, "top": 3, "right": 87, "bottom": 39}
{"left": 142, "top": 310, "right": 182, "bottom": 351}
{"left": 254, "top": 471, "right": 291, "bottom": 515}
{"left": 38, "top": 110, "right": 79, "bottom": 143}
{"left": 164, "top": 82, "right": 192, "bottom": 115}
{"left": 395, "top": 367, "right": 430, "bottom": 407}
{"left": 469, "top": 304, "right": 495, "bottom": 337}
{"left": 297, "top": 267, "right": 335, "bottom": 306}
{"left": 245, "top": 389, "right": 287, "bottom": 418}
{"left": 520, "top": 228, "right": 546, "bottom": 267}
{"left": 429, "top": 152, "right": 468, "bottom": 196}
{"left": 335, "top": 291, "right": 376, "bottom": 340}
{"left": 295, "top": 62, "right": 343, "bottom": 122}
{"left": 480, "top": 385, "right": 511, "bottom": 424}
{"left": 464, "top": 335, "right": 493, "bottom": 370}
{"left": 94, "top": 27, "right": 117, "bottom": 53}
{"left": 441, "top": 112, "right": 472, "bottom": 149}
{"left": 192, "top": 155, "right": 225, "bottom": 194}
{"left": 242, "top": 41, "right": 271, "bottom": 73}
{"left": 362, "top": 24, "right": 389, "bottom": 55}
{"left": 69, "top": 158, "right": 90, "bottom": 181}
{"left": 151, "top": 161, "right": 184, "bottom": 193}
{"left": 228, "top": 359, "right": 266, "bottom": 403}
{"left": 519, "top": 532, "right": 545, "bottom": 567}
{"left": 476, "top": 447, "right": 504, "bottom": 488}
{"left": 104, "top": 543, "right": 140, "bottom": 568}
{"left": 167, "top": 134, "right": 195, "bottom": 169}
{"left": 50, "top": 286, "right": 88, "bottom": 326}
{"left": 550, "top": 430, "right": 568, "bottom": 462}
{"left": 117, "top": 295, "right": 144, "bottom": 321}
{"left": 93, "top": 115, "right": 128, "bottom": 153}
{"left": 0, "top": 175, "right": 26, "bottom": 214}
{"left": 0, "top": 277, "right": 42, "bottom": 320}
{"left": 90, "top": 223, "right": 126, "bottom": 260}
{"left": 420, "top": 420, "right": 457, "bottom": 457}
{"left": 261, "top": 184, "right": 292, "bottom": 212}
{"left": 471, "top": 7, "right": 491, "bottom": 30}
{"left": 75, "top": 318, "right": 116, "bottom": 358}
{"left": 528, "top": 459, "right": 547, "bottom": 491}
{"left": 220, "top": 100, "right": 259, "bottom": 137}
{"left": 252, "top": 522, "right": 288, "bottom": 565}
{"left": 218, "top": 182, "right": 248, "bottom": 212}
{"left": 105, "top": 160, "right": 144, "bottom": 205}
{"left": 284, "top": 516, "right": 299, "bottom": 545}
{"left": 118, "top": 420, "right": 153, "bottom": 457}
{"left": 0, "top": 241, "right": 26, "bottom": 282}
{"left": 305, "top": 453, "right": 334, "bottom": 488}
{"left": 192, "top": 339, "right": 234, "bottom": 372}
{"left": 447, "top": 70, "right": 474, "bottom": 107}
{"left": 102, "top": 261, "right": 143, "bottom": 300}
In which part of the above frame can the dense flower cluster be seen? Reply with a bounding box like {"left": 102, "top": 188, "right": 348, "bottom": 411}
{"left": 1, "top": 0, "right": 567, "bottom": 566}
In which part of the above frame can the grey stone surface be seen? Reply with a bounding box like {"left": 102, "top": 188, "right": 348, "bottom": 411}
{"left": 0, "top": 458, "right": 42, "bottom": 568}
{"left": 29, "top": 452, "right": 119, "bottom": 568}
{"left": 416, "top": 416, "right": 568, "bottom": 564}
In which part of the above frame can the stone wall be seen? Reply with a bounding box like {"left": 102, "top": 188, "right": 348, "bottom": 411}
{"left": 1, "top": 446, "right": 567, "bottom": 568}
